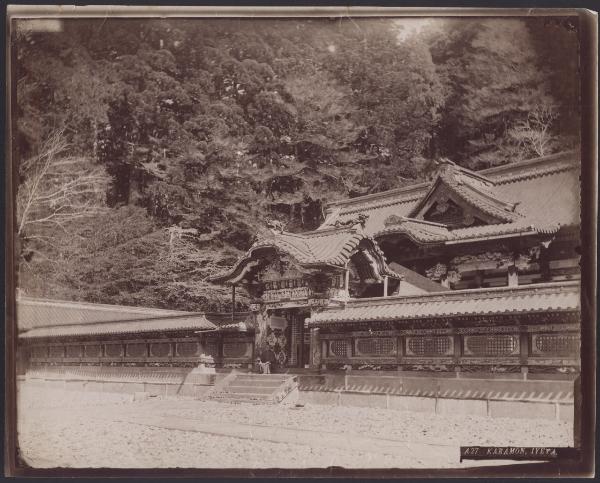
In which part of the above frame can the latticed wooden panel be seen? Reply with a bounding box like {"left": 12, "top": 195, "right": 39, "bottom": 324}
{"left": 329, "top": 340, "right": 348, "bottom": 357}
{"left": 223, "top": 342, "right": 249, "bottom": 358}
{"left": 126, "top": 343, "right": 147, "bottom": 357}
{"left": 464, "top": 335, "right": 519, "bottom": 356}
{"left": 65, "top": 345, "right": 83, "bottom": 357}
{"left": 31, "top": 346, "right": 48, "bottom": 358}
{"left": 48, "top": 345, "right": 65, "bottom": 358}
{"left": 84, "top": 345, "right": 102, "bottom": 357}
{"left": 204, "top": 341, "right": 219, "bottom": 356}
{"left": 150, "top": 342, "right": 172, "bottom": 357}
{"left": 532, "top": 333, "right": 580, "bottom": 356}
{"left": 355, "top": 338, "right": 396, "bottom": 356}
{"left": 406, "top": 336, "right": 453, "bottom": 356}
{"left": 176, "top": 341, "right": 200, "bottom": 357}
{"left": 104, "top": 343, "right": 123, "bottom": 357}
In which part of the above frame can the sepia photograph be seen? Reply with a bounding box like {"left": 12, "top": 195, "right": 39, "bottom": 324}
{"left": 5, "top": 6, "right": 597, "bottom": 477}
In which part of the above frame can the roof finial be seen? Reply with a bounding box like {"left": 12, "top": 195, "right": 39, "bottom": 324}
{"left": 266, "top": 218, "right": 286, "bottom": 234}
{"left": 334, "top": 213, "right": 369, "bottom": 229}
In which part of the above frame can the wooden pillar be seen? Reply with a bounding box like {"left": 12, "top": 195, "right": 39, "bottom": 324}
{"left": 231, "top": 284, "right": 236, "bottom": 322}
{"left": 519, "top": 330, "right": 529, "bottom": 379}
{"left": 383, "top": 276, "right": 389, "bottom": 297}
{"left": 540, "top": 254, "right": 551, "bottom": 281}
{"left": 289, "top": 311, "right": 300, "bottom": 367}
{"left": 309, "top": 327, "right": 321, "bottom": 369}
{"left": 345, "top": 269, "right": 350, "bottom": 293}
{"left": 508, "top": 265, "right": 519, "bottom": 287}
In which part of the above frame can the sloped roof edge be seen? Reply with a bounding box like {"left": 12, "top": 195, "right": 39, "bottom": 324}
{"left": 326, "top": 150, "right": 579, "bottom": 215}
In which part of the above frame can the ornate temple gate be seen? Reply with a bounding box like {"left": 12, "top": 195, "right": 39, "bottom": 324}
{"left": 253, "top": 306, "right": 313, "bottom": 369}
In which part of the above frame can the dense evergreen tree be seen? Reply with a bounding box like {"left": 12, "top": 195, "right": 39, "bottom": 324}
{"left": 14, "top": 17, "right": 581, "bottom": 310}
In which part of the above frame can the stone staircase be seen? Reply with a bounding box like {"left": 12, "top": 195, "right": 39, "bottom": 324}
{"left": 207, "top": 373, "right": 298, "bottom": 404}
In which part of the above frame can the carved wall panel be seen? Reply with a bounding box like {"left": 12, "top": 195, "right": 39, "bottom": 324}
{"left": 204, "top": 340, "right": 220, "bottom": 357}
{"left": 150, "top": 342, "right": 172, "bottom": 357}
{"left": 463, "top": 334, "right": 519, "bottom": 356}
{"left": 126, "top": 343, "right": 147, "bottom": 358}
{"left": 84, "top": 344, "right": 102, "bottom": 357}
{"left": 48, "top": 345, "right": 65, "bottom": 358}
{"left": 531, "top": 333, "right": 580, "bottom": 356}
{"left": 65, "top": 345, "right": 83, "bottom": 358}
{"left": 354, "top": 337, "right": 396, "bottom": 357}
{"left": 328, "top": 340, "right": 348, "bottom": 357}
{"left": 405, "top": 336, "right": 453, "bottom": 356}
{"left": 223, "top": 341, "right": 250, "bottom": 358}
{"left": 104, "top": 343, "right": 124, "bottom": 357}
{"left": 31, "top": 346, "right": 48, "bottom": 358}
{"left": 176, "top": 341, "right": 200, "bottom": 357}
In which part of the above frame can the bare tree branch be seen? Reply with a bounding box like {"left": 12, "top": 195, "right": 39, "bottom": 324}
{"left": 508, "top": 103, "right": 558, "bottom": 158}
{"left": 16, "top": 129, "right": 110, "bottom": 260}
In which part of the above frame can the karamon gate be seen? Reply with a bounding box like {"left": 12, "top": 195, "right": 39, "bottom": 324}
{"left": 16, "top": 150, "right": 582, "bottom": 418}
{"left": 209, "top": 151, "right": 581, "bottom": 376}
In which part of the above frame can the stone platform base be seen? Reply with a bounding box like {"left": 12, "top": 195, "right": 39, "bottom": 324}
{"left": 20, "top": 365, "right": 236, "bottom": 398}
{"left": 20, "top": 366, "right": 575, "bottom": 421}
{"left": 296, "top": 372, "right": 575, "bottom": 422}
{"left": 298, "top": 390, "right": 573, "bottom": 422}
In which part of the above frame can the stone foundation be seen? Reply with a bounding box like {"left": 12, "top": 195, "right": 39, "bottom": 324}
{"left": 296, "top": 372, "right": 575, "bottom": 421}
{"left": 298, "top": 389, "right": 573, "bottom": 421}
{"left": 20, "top": 366, "right": 575, "bottom": 421}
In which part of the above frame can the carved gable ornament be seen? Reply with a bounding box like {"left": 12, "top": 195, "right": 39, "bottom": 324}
{"left": 260, "top": 257, "right": 304, "bottom": 283}
{"left": 408, "top": 158, "right": 519, "bottom": 228}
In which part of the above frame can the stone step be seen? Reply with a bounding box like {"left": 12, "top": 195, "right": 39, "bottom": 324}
{"left": 228, "top": 379, "right": 285, "bottom": 388}
{"left": 234, "top": 374, "right": 291, "bottom": 381}
{"left": 207, "top": 373, "right": 298, "bottom": 404}
{"left": 220, "top": 385, "right": 275, "bottom": 395}
{"left": 210, "top": 391, "right": 273, "bottom": 400}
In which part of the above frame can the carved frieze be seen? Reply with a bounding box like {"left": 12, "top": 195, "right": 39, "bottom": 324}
{"left": 334, "top": 213, "right": 369, "bottom": 229}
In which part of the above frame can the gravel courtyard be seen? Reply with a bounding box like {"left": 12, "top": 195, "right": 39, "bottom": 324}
{"left": 16, "top": 383, "right": 573, "bottom": 469}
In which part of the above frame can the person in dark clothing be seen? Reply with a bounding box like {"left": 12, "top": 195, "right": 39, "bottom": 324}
{"left": 259, "top": 348, "right": 277, "bottom": 373}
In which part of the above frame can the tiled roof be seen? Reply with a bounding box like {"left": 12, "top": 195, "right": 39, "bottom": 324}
{"left": 253, "top": 227, "right": 367, "bottom": 266}
{"left": 16, "top": 297, "right": 217, "bottom": 338}
{"left": 205, "top": 312, "right": 253, "bottom": 327}
{"left": 16, "top": 297, "right": 192, "bottom": 331}
{"left": 322, "top": 150, "right": 580, "bottom": 242}
{"left": 20, "top": 316, "right": 217, "bottom": 339}
{"left": 210, "top": 227, "right": 400, "bottom": 284}
{"left": 205, "top": 312, "right": 254, "bottom": 332}
{"left": 408, "top": 159, "right": 521, "bottom": 223}
{"left": 377, "top": 217, "right": 451, "bottom": 244}
{"left": 307, "top": 281, "right": 580, "bottom": 325}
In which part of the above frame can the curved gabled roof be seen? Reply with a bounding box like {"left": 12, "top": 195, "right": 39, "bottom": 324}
{"left": 408, "top": 159, "right": 521, "bottom": 223}
{"left": 209, "top": 226, "right": 400, "bottom": 285}
{"left": 322, "top": 150, "right": 580, "bottom": 243}
{"left": 376, "top": 217, "right": 451, "bottom": 245}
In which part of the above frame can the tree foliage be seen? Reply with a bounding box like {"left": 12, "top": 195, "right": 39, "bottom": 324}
{"left": 13, "top": 17, "right": 580, "bottom": 310}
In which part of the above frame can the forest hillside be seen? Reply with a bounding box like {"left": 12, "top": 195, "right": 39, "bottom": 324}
{"left": 14, "top": 17, "right": 580, "bottom": 310}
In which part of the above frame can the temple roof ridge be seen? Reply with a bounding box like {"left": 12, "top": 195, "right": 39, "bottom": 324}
{"left": 307, "top": 280, "right": 580, "bottom": 326}
{"left": 324, "top": 149, "right": 580, "bottom": 216}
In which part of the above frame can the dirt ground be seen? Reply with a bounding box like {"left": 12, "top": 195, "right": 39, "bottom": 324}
{"left": 15, "top": 383, "right": 573, "bottom": 470}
